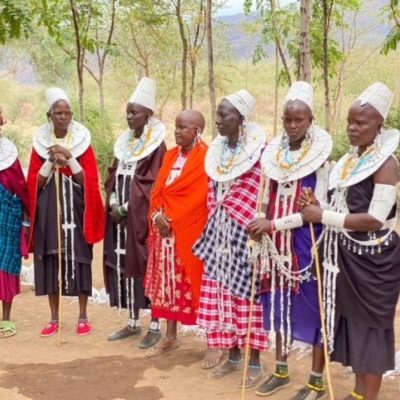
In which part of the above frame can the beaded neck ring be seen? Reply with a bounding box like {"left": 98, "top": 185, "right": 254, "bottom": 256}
{"left": 217, "top": 137, "right": 244, "bottom": 175}
{"left": 52, "top": 130, "right": 73, "bottom": 147}
{"left": 340, "top": 132, "right": 381, "bottom": 183}
{"left": 275, "top": 125, "right": 314, "bottom": 179}
{"left": 130, "top": 126, "right": 152, "bottom": 156}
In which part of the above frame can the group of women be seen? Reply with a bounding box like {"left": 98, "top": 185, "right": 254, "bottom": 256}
{"left": 0, "top": 77, "right": 399, "bottom": 400}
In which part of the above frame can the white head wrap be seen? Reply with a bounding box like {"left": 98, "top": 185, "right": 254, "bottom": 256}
{"left": 45, "top": 87, "right": 70, "bottom": 110}
{"left": 356, "top": 82, "right": 394, "bottom": 120}
{"left": 128, "top": 77, "right": 156, "bottom": 112}
{"left": 224, "top": 89, "right": 256, "bottom": 121}
{"left": 284, "top": 81, "right": 313, "bottom": 111}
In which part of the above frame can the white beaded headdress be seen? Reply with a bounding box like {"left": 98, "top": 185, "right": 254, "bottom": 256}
{"left": 45, "top": 87, "right": 70, "bottom": 110}
{"left": 128, "top": 77, "right": 156, "bottom": 112}
{"left": 284, "top": 81, "right": 313, "bottom": 111}
{"left": 356, "top": 82, "right": 394, "bottom": 120}
{"left": 224, "top": 89, "right": 256, "bottom": 121}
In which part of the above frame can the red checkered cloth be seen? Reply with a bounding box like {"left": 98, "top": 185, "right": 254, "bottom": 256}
{"left": 197, "top": 277, "right": 269, "bottom": 351}
{"left": 207, "top": 161, "right": 261, "bottom": 228}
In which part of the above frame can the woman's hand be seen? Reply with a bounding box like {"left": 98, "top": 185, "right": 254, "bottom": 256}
{"left": 248, "top": 218, "right": 272, "bottom": 236}
{"left": 109, "top": 204, "right": 123, "bottom": 225}
{"left": 249, "top": 232, "right": 262, "bottom": 242}
{"left": 48, "top": 144, "right": 72, "bottom": 160}
{"left": 301, "top": 204, "right": 323, "bottom": 224}
{"left": 299, "top": 187, "right": 318, "bottom": 208}
{"left": 22, "top": 225, "right": 30, "bottom": 243}
{"left": 155, "top": 214, "right": 171, "bottom": 238}
{"left": 49, "top": 152, "right": 68, "bottom": 167}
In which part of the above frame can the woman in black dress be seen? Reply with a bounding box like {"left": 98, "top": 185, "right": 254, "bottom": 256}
{"left": 302, "top": 82, "right": 400, "bottom": 400}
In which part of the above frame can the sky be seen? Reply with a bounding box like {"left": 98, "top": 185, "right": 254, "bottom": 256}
{"left": 218, "top": 0, "right": 247, "bottom": 16}
{"left": 218, "top": 0, "right": 294, "bottom": 16}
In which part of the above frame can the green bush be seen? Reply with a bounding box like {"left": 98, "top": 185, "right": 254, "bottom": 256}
{"left": 3, "top": 126, "right": 31, "bottom": 165}
{"left": 386, "top": 108, "right": 400, "bottom": 130}
{"left": 74, "top": 101, "right": 115, "bottom": 185}
{"left": 331, "top": 131, "right": 350, "bottom": 161}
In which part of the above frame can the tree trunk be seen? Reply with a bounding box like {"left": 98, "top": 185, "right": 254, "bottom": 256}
{"left": 270, "top": 0, "right": 292, "bottom": 86}
{"left": 322, "top": 0, "right": 332, "bottom": 132}
{"left": 190, "top": 59, "right": 196, "bottom": 109}
{"left": 206, "top": 0, "right": 217, "bottom": 138}
{"left": 176, "top": 0, "right": 188, "bottom": 110}
{"left": 273, "top": 44, "right": 280, "bottom": 136}
{"left": 70, "top": 0, "right": 85, "bottom": 121}
{"left": 299, "top": 0, "right": 312, "bottom": 83}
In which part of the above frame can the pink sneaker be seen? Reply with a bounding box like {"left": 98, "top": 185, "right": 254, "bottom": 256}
{"left": 76, "top": 320, "right": 92, "bottom": 336}
{"left": 40, "top": 321, "right": 59, "bottom": 337}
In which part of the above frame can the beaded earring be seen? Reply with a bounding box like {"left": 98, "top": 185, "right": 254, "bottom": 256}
{"left": 373, "top": 129, "right": 383, "bottom": 149}
{"left": 239, "top": 121, "right": 247, "bottom": 144}
{"left": 195, "top": 128, "right": 202, "bottom": 145}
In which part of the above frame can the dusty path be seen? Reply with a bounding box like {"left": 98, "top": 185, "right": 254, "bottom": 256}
{"left": 0, "top": 244, "right": 399, "bottom": 400}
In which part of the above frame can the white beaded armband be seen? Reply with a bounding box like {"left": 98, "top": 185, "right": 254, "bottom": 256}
{"left": 68, "top": 157, "right": 83, "bottom": 174}
{"left": 273, "top": 213, "right": 303, "bottom": 231}
{"left": 368, "top": 183, "right": 397, "bottom": 223}
{"left": 151, "top": 211, "right": 162, "bottom": 223}
{"left": 39, "top": 160, "right": 54, "bottom": 177}
{"left": 321, "top": 210, "right": 346, "bottom": 228}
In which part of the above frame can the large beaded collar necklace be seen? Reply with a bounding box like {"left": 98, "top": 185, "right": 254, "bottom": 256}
{"left": 329, "top": 129, "right": 399, "bottom": 190}
{"left": 217, "top": 138, "right": 244, "bottom": 175}
{"left": 275, "top": 127, "right": 314, "bottom": 180}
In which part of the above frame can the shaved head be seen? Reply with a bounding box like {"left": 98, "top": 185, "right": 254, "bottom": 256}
{"left": 178, "top": 109, "right": 205, "bottom": 132}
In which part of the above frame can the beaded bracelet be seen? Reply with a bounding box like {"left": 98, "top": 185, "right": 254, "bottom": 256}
{"left": 118, "top": 206, "right": 127, "bottom": 217}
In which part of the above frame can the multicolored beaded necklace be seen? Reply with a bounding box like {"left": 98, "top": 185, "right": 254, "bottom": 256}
{"left": 217, "top": 139, "right": 244, "bottom": 175}
{"left": 340, "top": 142, "right": 379, "bottom": 182}
{"left": 130, "top": 127, "right": 152, "bottom": 156}
{"left": 52, "top": 131, "right": 73, "bottom": 147}
{"left": 275, "top": 131, "right": 312, "bottom": 178}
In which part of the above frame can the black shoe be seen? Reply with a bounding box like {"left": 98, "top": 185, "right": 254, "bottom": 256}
{"left": 290, "top": 384, "right": 327, "bottom": 400}
{"left": 138, "top": 329, "right": 161, "bottom": 349}
{"left": 107, "top": 325, "right": 141, "bottom": 341}
{"left": 255, "top": 373, "right": 291, "bottom": 396}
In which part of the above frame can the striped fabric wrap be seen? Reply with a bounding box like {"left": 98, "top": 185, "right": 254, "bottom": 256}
{"left": 0, "top": 183, "right": 23, "bottom": 276}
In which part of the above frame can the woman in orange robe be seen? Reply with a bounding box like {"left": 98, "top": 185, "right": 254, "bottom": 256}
{"left": 144, "top": 110, "right": 209, "bottom": 357}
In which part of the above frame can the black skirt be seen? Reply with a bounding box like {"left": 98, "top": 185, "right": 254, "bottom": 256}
{"left": 34, "top": 174, "right": 93, "bottom": 296}
{"left": 331, "top": 314, "right": 395, "bottom": 375}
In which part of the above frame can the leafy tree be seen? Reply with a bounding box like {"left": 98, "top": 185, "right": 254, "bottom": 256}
{"left": 382, "top": 0, "right": 400, "bottom": 54}
{"left": 0, "top": 0, "right": 33, "bottom": 44}
{"left": 34, "top": 0, "right": 117, "bottom": 123}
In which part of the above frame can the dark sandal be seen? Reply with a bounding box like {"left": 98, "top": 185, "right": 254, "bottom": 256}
{"left": 108, "top": 325, "right": 141, "bottom": 341}
{"left": 138, "top": 328, "right": 162, "bottom": 349}
{"left": 207, "top": 359, "right": 243, "bottom": 380}
{"left": 145, "top": 337, "right": 180, "bottom": 358}
{"left": 200, "top": 348, "right": 223, "bottom": 369}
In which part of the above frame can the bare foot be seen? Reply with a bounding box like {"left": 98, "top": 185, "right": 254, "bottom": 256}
{"left": 200, "top": 348, "right": 223, "bottom": 369}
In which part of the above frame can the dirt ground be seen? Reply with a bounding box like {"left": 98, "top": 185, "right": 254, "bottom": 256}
{"left": 0, "top": 244, "right": 399, "bottom": 400}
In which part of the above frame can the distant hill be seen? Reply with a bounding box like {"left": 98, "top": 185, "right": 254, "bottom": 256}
{"left": 217, "top": 0, "right": 391, "bottom": 61}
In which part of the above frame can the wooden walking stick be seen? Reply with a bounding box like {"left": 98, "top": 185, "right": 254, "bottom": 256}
{"left": 241, "top": 173, "right": 265, "bottom": 400}
{"left": 307, "top": 192, "right": 335, "bottom": 400}
{"left": 54, "top": 167, "right": 65, "bottom": 346}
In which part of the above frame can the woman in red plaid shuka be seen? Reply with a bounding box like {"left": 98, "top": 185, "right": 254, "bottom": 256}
{"left": 193, "top": 89, "right": 268, "bottom": 389}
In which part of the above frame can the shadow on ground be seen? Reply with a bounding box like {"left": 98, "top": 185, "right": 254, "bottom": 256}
{"left": 0, "top": 350, "right": 202, "bottom": 400}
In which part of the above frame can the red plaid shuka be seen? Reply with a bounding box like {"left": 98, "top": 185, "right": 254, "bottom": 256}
{"left": 197, "top": 277, "right": 268, "bottom": 351}
{"left": 207, "top": 161, "right": 261, "bottom": 229}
